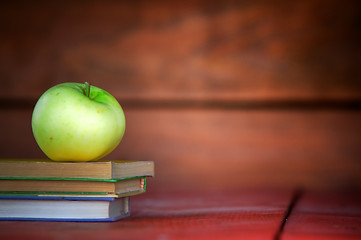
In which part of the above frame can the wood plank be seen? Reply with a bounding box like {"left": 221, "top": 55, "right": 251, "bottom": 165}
{"left": 281, "top": 191, "right": 361, "bottom": 240}
{"left": 0, "top": 190, "right": 292, "bottom": 240}
{"left": 0, "top": 0, "right": 360, "bottom": 101}
{"left": 110, "top": 109, "right": 361, "bottom": 191}
{"left": 290, "top": 191, "right": 361, "bottom": 215}
{"left": 1, "top": 108, "right": 360, "bottom": 190}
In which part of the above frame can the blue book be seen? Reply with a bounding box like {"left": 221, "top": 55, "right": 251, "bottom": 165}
{"left": 0, "top": 195, "right": 130, "bottom": 222}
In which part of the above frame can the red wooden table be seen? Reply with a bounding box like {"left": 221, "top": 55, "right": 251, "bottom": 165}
{"left": 282, "top": 190, "right": 361, "bottom": 240}
{"left": 0, "top": 189, "right": 360, "bottom": 240}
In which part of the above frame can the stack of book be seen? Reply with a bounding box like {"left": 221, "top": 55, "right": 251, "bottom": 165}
{"left": 0, "top": 159, "right": 154, "bottom": 222}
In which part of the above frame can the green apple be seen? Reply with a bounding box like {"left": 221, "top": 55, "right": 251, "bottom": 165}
{"left": 31, "top": 82, "right": 125, "bottom": 162}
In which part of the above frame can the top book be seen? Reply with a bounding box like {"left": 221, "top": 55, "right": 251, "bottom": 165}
{"left": 0, "top": 159, "right": 154, "bottom": 180}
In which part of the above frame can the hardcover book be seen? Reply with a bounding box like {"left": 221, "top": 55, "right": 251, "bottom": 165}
{"left": 0, "top": 196, "right": 130, "bottom": 222}
{"left": 0, "top": 177, "right": 146, "bottom": 196}
{"left": 0, "top": 159, "right": 154, "bottom": 179}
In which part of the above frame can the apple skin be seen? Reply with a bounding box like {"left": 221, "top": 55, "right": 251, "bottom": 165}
{"left": 31, "top": 82, "right": 125, "bottom": 162}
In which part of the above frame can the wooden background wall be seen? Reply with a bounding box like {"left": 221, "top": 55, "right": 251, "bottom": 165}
{"left": 1, "top": 0, "right": 361, "bottom": 192}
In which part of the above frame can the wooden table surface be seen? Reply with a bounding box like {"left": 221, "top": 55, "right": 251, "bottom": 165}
{"left": 0, "top": 189, "right": 360, "bottom": 240}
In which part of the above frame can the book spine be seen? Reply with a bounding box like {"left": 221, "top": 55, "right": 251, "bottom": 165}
{"left": 0, "top": 214, "right": 130, "bottom": 222}
{"left": 0, "top": 196, "right": 116, "bottom": 201}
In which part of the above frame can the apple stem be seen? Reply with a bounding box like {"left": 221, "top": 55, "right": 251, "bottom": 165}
{"left": 84, "top": 82, "right": 91, "bottom": 98}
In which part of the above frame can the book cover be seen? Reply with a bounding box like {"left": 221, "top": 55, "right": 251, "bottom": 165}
{"left": 0, "top": 195, "right": 130, "bottom": 222}
{"left": 0, "top": 177, "right": 146, "bottom": 196}
{"left": 0, "top": 159, "right": 154, "bottom": 179}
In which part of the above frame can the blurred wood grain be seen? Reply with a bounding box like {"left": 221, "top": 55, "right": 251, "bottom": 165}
{"left": 0, "top": 0, "right": 360, "bottom": 191}
{"left": 0, "top": 0, "right": 360, "bottom": 101}
{"left": 1, "top": 108, "right": 360, "bottom": 190}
